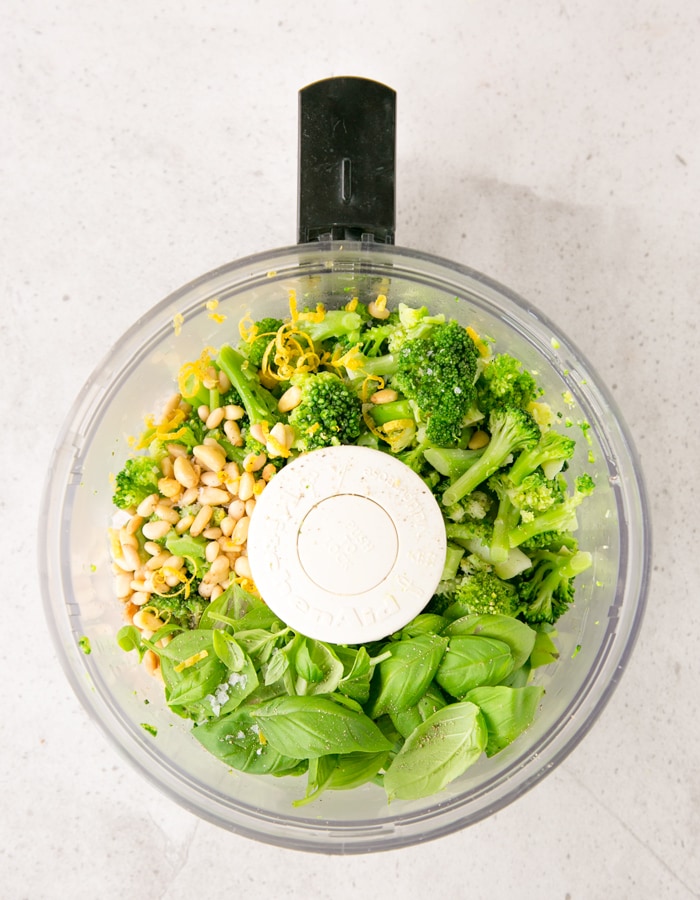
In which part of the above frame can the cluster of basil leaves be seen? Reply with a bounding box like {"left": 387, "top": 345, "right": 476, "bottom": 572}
{"left": 118, "top": 583, "right": 558, "bottom": 804}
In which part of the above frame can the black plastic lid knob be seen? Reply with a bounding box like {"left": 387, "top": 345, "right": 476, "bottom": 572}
{"left": 298, "top": 76, "right": 396, "bottom": 245}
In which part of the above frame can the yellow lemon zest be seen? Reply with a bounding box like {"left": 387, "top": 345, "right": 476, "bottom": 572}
{"left": 172, "top": 313, "right": 184, "bottom": 336}
{"left": 208, "top": 312, "right": 227, "bottom": 324}
{"left": 177, "top": 347, "right": 216, "bottom": 400}
{"left": 466, "top": 326, "right": 491, "bottom": 358}
{"left": 205, "top": 298, "right": 219, "bottom": 311}
{"left": 174, "top": 650, "right": 208, "bottom": 673}
{"left": 239, "top": 312, "right": 257, "bottom": 342}
{"left": 345, "top": 296, "right": 359, "bottom": 312}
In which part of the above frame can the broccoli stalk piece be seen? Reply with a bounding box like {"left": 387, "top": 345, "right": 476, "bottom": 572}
{"left": 302, "top": 309, "right": 364, "bottom": 347}
{"left": 517, "top": 547, "right": 593, "bottom": 624}
{"left": 112, "top": 457, "right": 162, "bottom": 510}
{"left": 441, "top": 407, "right": 541, "bottom": 508}
{"left": 217, "top": 345, "right": 281, "bottom": 430}
{"left": 509, "top": 474, "right": 595, "bottom": 549}
{"left": 475, "top": 353, "right": 539, "bottom": 415}
{"left": 288, "top": 371, "right": 363, "bottom": 452}
{"left": 423, "top": 446, "right": 485, "bottom": 480}
{"left": 488, "top": 475, "right": 522, "bottom": 564}
{"left": 391, "top": 321, "right": 480, "bottom": 446}
{"left": 508, "top": 430, "right": 577, "bottom": 485}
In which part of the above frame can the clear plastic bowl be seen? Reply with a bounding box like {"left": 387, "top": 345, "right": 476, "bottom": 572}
{"left": 39, "top": 241, "right": 650, "bottom": 853}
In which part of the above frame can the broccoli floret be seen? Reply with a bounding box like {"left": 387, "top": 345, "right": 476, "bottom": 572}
{"left": 241, "top": 317, "right": 284, "bottom": 369}
{"left": 152, "top": 586, "right": 209, "bottom": 629}
{"left": 507, "top": 471, "right": 566, "bottom": 513}
{"left": 113, "top": 457, "right": 162, "bottom": 511}
{"left": 517, "top": 547, "right": 592, "bottom": 624}
{"left": 386, "top": 303, "right": 446, "bottom": 353}
{"left": 441, "top": 407, "right": 541, "bottom": 507}
{"left": 442, "top": 489, "right": 493, "bottom": 523}
{"left": 475, "top": 353, "right": 539, "bottom": 415}
{"left": 301, "top": 309, "right": 365, "bottom": 348}
{"left": 509, "top": 474, "right": 595, "bottom": 549}
{"left": 360, "top": 322, "right": 397, "bottom": 357}
{"left": 288, "top": 371, "right": 362, "bottom": 452}
{"left": 392, "top": 321, "right": 480, "bottom": 446}
{"left": 439, "top": 570, "right": 522, "bottom": 619}
{"left": 508, "top": 429, "right": 576, "bottom": 485}
{"left": 217, "top": 345, "right": 281, "bottom": 430}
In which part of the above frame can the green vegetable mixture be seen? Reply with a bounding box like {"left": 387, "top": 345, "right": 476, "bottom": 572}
{"left": 109, "top": 292, "right": 594, "bottom": 804}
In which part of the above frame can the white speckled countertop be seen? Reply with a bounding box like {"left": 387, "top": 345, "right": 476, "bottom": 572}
{"left": 3, "top": 1, "right": 699, "bottom": 897}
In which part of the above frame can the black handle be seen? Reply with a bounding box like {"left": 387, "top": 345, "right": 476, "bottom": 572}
{"left": 297, "top": 76, "right": 396, "bottom": 245}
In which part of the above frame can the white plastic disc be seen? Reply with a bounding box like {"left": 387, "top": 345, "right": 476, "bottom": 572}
{"left": 246, "top": 445, "right": 447, "bottom": 644}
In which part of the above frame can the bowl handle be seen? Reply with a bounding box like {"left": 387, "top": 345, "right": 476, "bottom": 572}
{"left": 297, "top": 76, "right": 396, "bottom": 245}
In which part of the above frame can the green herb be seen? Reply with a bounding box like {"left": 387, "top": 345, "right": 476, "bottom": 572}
{"left": 78, "top": 635, "right": 91, "bottom": 655}
{"left": 140, "top": 723, "right": 158, "bottom": 737}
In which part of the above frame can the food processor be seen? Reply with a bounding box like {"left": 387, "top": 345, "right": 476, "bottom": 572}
{"left": 39, "top": 77, "right": 650, "bottom": 853}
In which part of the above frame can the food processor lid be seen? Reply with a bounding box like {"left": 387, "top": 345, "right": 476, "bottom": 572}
{"left": 246, "top": 445, "right": 446, "bottom": 643}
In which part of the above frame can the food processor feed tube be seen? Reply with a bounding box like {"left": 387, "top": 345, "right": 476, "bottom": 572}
{"left": 251, "top": 78, "right": 446, "bottom": 644}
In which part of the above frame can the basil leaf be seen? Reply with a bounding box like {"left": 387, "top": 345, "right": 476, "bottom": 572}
{"left": 327, "top": 750, "right": 390, "bottom": 791}
{"left": 390, "top": 682, "right": 448, "bottom": 739}
{"left": 289, "top": 637, "right": 344, "bottom": 696}
{"left": 443, "top": 613, "right": 536, "bottom": 670}
{"left": 212, "top": 630, "right": 246, "bottom": 672}
{"left": 250, "top": 696, "right": 393, "bottom": 758}
{"left": 464, "top": 685, "right": 544, "bottom": 756}
{"left": 529, "top": 627, "right": 560, "bottom": 669}
{"left": 292, "top": 755, "right": 339, "bottom": 807}
{"left": 264, "top": 646, "right": 291, "bottom": 686}
{"left": 192, "top": 707, "right": 302, "bottom": 774}
{"left": 395, "top": 614, "right": 449, "bottom": 639}
{"left": 335, "top": 646, "right": 372, "bottom": 703}
{"left": 155, "top": 629, "right": 215, "bottom": 663}
{"left": 216, "top": 655, "right": 259, "bottom": 715}
{"left": 383, "top": 701, "right": 487, "bottom": 801}
{"left": 197, "top": 582, "right": 236, "bottom": 630}
{"left": 116, "top": 625, "right": 146, "bottom": 660}
{"left": 163, "top": 654, "right": 226, "bottom": 709}
{"left": 436, "top": 636, "right": 514, "bottom": 699}
{"left": 369, "top": 634, "right": 449, "bottom": 717}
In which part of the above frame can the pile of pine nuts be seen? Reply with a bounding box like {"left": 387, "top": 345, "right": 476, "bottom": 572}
{"left": 109, "top": 384, "right": 279, "bottom": 677}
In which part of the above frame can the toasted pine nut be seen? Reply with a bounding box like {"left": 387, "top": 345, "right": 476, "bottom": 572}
{"left": 173, "top": 456, "right": 198, "bottom": 489}
{"left": 228, "top": 498, "right": 245, "bottom": 520}
{"left": 179, "top": 487, "right": 199, "bottom": 507}
{"left": 199, "top": 486, "right": 230, "bottom": 506}
{"left": 166, "top": 442, "right": 188, "bottom": 458}
{"left": 125, "top": 514, "right": 144, "bottom": 535}
{"left": 131, "top": 590, "right": 151, "bottom": 607}
{"left": 243, "top": 452, "right": 267, "bottom": 473}
{"left": 269, "top": 421, "right": 289, "bottom": 448}
{"left": 218, "top": 370, "right": 231, "bottom": 393}
{"left": 468, "top": 429, "right": 491, "bottom": 450}
{"left": 231, "top": 516, "right": 250, "bottom": 545}
{"left": 200, "top": 470, "right": 223, "bottom": 487}
{"left": 234, "top": 555, "right": 252, "bottom": 579}
{"left": 278, "top": 385, "right": 302, "bottom": 412}
{"left": 198, "top": 404, "right": 210, "bottom": 422}
{"left": 224, "top": 404, "right": 245, "bottom": 420}
{"left": 190, "top": 504, "right": 213, "bottom": 536}
{"left": 238, "top": 471, "right": 255, "bottom": 501}
{"left": 262, "top": 463, "right": 277, "bottom": 481}
{"left": 143, "top": 649, "right": 160, "bottom": 675}
{"left": 155, "top": 502, "right": 180, "bottom": 524}
{"left": 133, "top": 608, "right": 166, "bottom": 632}
{"left": 176, "top": 514, "right": 194, "bottom": 534}
{"left": 115, "top": 572, "right": 133, "bottom": 598}
{"left": 163, "top": 555, "right": 184, "bottom": 570}
{"left": 143, "top": 540, "right": 162, "bottom": 556}
{"left": 210, "top": 584, "right": 224, "bottom": 601}
{"left": 220, "top": 515, "right": 235, "bottom": 536}
{"left": 206, "top": 555, "right": 230, "bottom": 584}
{"left": 136, "top": 493, "right": 159, "bottom": 517}
{"left": 202, "top": 526, "right": 223, "bottom": 540}
{"left": 244, "top": 497, "right": 256, "bottom": 517}
{"left": 205, "top": 406, "right": 226, "bottom": 430}
{"left": 160, "top": 457, "right": 174, "bottom": 478}
{"left": 193, "top": 443, "right": 226, "bottom": 472}
{"left": 123, "top": 601, "right": 138, "bottom": 623}
{"left": 205, "top": 541, "right": 221, "bottom": 563}
{"left": 158, "top": 476, "right": 182, "bottom": 499}
{"left": 162, "top": 393, "right": 181, "bottom": 418}
{"left": 224, "top": 419, "right": 243, "bottom": 445}
{"left": 142, "top": 519, "right": 172, "bottom": 541}
{"left": 145, "top": 552, "right": 170, "bottom": 571}
{"left": 368, "top": 298, "right": 390, "bottom": 320}
{"left": 371, "top": 388, "right": 399, "bottom": 404}
{"left": 249, "top": 423, "right": 266, "bottom": 444}
{"left": 119, "top": 529, "right": 138, "bottom": 549}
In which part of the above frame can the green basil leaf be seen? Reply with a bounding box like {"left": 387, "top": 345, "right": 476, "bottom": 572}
{"left": 116, "top": 625, "right": 146, "bottom": 660}
{"left": 436, "top": 636, "right": 514, "bottom": 699}
{"left": 292, "top": 755, "right": 339, "bottom": 807}
{"left": 212, "top": 630, "right": 246, "bottom": 672}
{"left": 464, "top": 685, "right": 544, "bottom": 756}
{"left": 197, "top": 582, "right": 236, "bottom": 630}
{"left": 250, "top": 695, "right": 393, "bottom": 758}
{"left": 335, "top": 646, "right": 372, "bottom": 703}
{"left": 289, "top": 637, "right": 344, "bottom": 696}
{"left": 215, "top": 655, "right": 259, "bottom": 715}
{"left": 443, "top": 614, "right": 536, "bottom": 670}
{"left": 369, "top": 634, "right": 449, "bottom": 717}
{"left": 529, "top": 627, "right": 560, "bottom": 669}
{"left": 192, "top": 707, "right": 302, "bottom": 774}
{"left": 264, "top": 646, "right": 291, "bottom": 686}
{"left": 327, "top": 750, "right": 390, "bottom": 791}
{"left": 163, "top": 654, "right": 226, "bottom": 709}
{"left": 155, "top": 629, "right": 215, "bottom": 663}
{"left": 383, "top": 701, "right": 487, "bottom": 801}
{"left": 390, "top": 682, "right": 448, "bottom": 739}
{"left": 394, "top": 614, "right": 449, "bottom": 639}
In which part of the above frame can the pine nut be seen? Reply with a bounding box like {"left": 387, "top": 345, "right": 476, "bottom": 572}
{"left": 190, "top": 504, "right": 213, "bottom": 536}
{"left": 155, "top": 502, "right": 180, "bottom": 524}
{"left": 202, "top": 526, "right": 222, "bottom": 540}
{"left": 158, "top": 476, "right": 182, "bottom": 499}
{"left": 115, "top": 573, "right": 133, "bottom": 598}
{"left": 205, "top": 541, "right": 221, "bottom": 563}
{"left": 118, "top": 547, "right": 142, "bottom": 573}
{"left": 200, "top": 470, "right": 223, "bottom": 487}
{"left": 133, "top": 608, "right": 166, "bottom": 632}
{"left": 206, "top": 555, "right": 230, "bottom": 584}
{"left": 119, "top": 530, "right": 138, "bottom": 549}
{"left": 234, "top": 555, "right": 252, "bottom": 579}
{"left": 243, "top": 452, "right": 267, "bottom": 473}
{"left": 224, "top": 404, "right": 245, "bottom": 420}
{"left": 193, "top": 443, "right": 226, "bottom": 472}
{"left": 144, "top": 541, "right": 162, "bottom": 556}
{"left": 228, "top": 498, "right": 245, "bottom": 520}
{"left": 179, "top": 487, "right": 199, "bottom": 507}
{"left": 198, "top": 580, "right": 214, "bottom": 598}
{"left": 262, "top": 463, "right": 277, "bottom": 481}
{"left": 244, "top": 497, "right": 256, "bottom": 517}
{"left": 224, "top": 461, "right": 240, "bottom": 478}
{"left": 368, "top": 298, "right": 390, "bottom": 319}
{"left": 210, "top": 584, "right": 224, "bottom": 601}
{"left": 269, "top": 421, "right": 289, "bottom": 448}
{"left": 167, "top": 442, "right": 188, "bottom": 458}
{"left": 136, "top": 493, "right": 159, "bottom": 517}
{"left": 198, "top": 405, "right": 210, "bottom": 422}
{"left": 145, "top": 552, "right": 170, "bottom": 571}
{"left": 131, "top": 590, "right": 151, "bottom": 606}
{"left": 125, "top": 514, "right": 144, "bottom": 535}
{"left": 143, "top": 649, "right": 160, "bottom": 675}
{"left": 123, "top": 601, "right": 138, "bottom": 623}
{"left": 203, "top": 366, "right": 218, "bottom": 389}
{"left": 205, "top": 406, "right": 226, "bottom": 430}
{"left": 278, "top": 385, "right": 302, "bottom": 412}
{"left": 231, "top": 516, "right": 250, "bottom": 545}
{"left": 238, "top": 471, "right": 255, "bottom": 501}
{"left": 220, "top": 515, "right": 235, "bottom": 536}
{"left": 249, "top": 423, "right": 266, "bottom": 444}
{"left": 163, "top": 555, "right": 184, "bottom": 570}
{"left": 176, "top": 514, "right": 194, "bottom": 534}
{"left": 224, "top": 419, "right": 243, "bottom": 445}
{"left": 160, "top": 456, "right": 174, "bottom": 478}
{"left": 199, "top": 486, "right": 230, "bottom": 506}
{"left": 162, "top": 393, "right": 181, "bottom": 418}
{"left": 142, "top": 519, "right": 172, "bottom": 541}
{"left": 468, "top": 429, "right": 491, "bottom": 450}
{"left": 371, "top": 388, "right": 399, "bottom": 404}
{"left": 218, "top": 370, "right": 231, "bottom": 393}
{"left": 173, "top": 456, "right": 198, "bottom": 489}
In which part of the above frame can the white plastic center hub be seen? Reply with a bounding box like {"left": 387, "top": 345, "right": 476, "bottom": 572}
{"left": 246, "top": 445, "right": 447, "bottom": 644}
